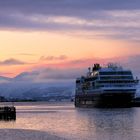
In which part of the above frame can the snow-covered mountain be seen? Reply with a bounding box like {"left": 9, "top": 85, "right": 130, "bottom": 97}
{"left": 0, "top": 76, "right": 12, "bottom": 83}
{"left": 0, "top": 81, "right": 75, "bottom": 100}
{"left": 0, "top": 68, "right": 77, "bottom": 100}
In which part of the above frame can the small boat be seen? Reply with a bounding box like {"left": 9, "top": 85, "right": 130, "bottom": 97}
{"left": 0, "top": 106, "right": 16, "bottom": 120}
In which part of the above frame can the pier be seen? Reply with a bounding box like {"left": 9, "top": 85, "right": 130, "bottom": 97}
{"left": 0, "top": 106, "right": 16, "bottom": 120}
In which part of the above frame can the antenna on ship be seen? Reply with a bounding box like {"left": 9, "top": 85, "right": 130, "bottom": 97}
{"left": 87, "top": 67, "right": 91, "bottom": 77}
{"left": 88, "top": 67, "right": 91, "bottom": 73}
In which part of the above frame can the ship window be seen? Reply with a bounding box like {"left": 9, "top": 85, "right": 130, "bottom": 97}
{"left": 84, "top": 77, "right": 98, "bottom": 82}
{"left": 92, "top": 82, "right": 95, "bottom": 87}
{"left": 76, "top": 80, "right": 80, "bottom": 83}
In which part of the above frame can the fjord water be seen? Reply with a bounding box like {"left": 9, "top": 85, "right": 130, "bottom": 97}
{"left": 1, "top": 102, "right": 140, "bottom": 140}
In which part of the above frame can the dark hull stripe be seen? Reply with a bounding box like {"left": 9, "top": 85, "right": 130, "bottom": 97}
{"left": 75, "top": 92, "right": 135, "bottom": 108}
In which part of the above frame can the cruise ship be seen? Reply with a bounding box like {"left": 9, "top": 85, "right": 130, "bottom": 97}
{"left": 75, "top": 63, "right": 139, "bottom": 107}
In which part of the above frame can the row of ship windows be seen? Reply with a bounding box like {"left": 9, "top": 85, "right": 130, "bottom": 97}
{"left": 76, "top": 79, "right": 134, "bottom": 84}
{"left": 76, "top": 82, "right": 134, "bottom": 90}
{"left": 98, "top": 80, "right": 135, "bottom": 83}
{"left": 100, "top": 76, "right": 133, "bottom": 80}
{"left": 76, "top": 84, "right": 134, "bottom": 90}
{"left": 76, "top": 76, "right": 133, "bottom": 83}
{"left": 76, "top": 82, "right": 135, "bottom": 89}
{"left": 99, "top": 71, "right": 132, "bottom": 75}
{"left": 97, "top": 85, "right": 134, "bottom": 87}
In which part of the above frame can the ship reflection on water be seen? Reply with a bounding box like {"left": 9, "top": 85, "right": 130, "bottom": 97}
{"left": 74, "top": 107, "right": 137, "bottom": 140}
{"left": 0, "top": 102, "right": 140, "bottom": 140}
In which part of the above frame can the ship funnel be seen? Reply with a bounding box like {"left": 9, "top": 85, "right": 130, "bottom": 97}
{"left": 92, "top": 63, "right": 101, "bottom": 71}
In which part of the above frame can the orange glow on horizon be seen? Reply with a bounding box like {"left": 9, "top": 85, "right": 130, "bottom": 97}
{"left": 0, "top": 30, "right": 140, "bottom": 77}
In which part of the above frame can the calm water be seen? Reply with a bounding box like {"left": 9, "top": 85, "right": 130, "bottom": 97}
{"left": 1, "top": 102, "right": 140, "bottom": 140}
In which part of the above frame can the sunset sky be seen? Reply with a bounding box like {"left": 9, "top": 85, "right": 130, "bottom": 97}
{"left": 0, "top": 0, "right": 140, "bottom": 79}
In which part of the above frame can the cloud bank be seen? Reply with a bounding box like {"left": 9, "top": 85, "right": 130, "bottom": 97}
{"left": 0, "top": 58, "right": 26, "bottom": 65}
{"left": 0, "top": 0, "right": 139, "bottom": 41}
{"left": 40, "top": 55, "right": 67, "bottom": 61}
{"left": 0, "top": 55, "right": 137, "bottom": 83}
